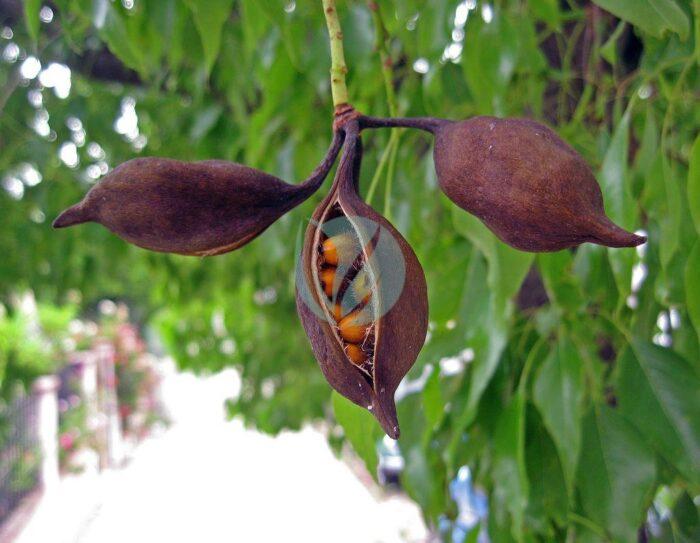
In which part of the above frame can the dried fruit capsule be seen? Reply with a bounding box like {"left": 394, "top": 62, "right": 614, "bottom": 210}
{"left": 53, "top": 134, "right": 343, "bottom": 256}
{"left": 296, "top": 123, "right": 428, "bottom": 438}
{"left": 432, "top": 116, "right": 645, "bottom": 252}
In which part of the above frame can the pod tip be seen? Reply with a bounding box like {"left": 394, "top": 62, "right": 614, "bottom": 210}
{"left": 590, "top": 217, "right": 647, "bottom": 248}
{"left": 53, "top": 203, "right": 91, "bottom": 229}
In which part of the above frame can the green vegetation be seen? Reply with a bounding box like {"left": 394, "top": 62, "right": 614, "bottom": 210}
{"left": 1, "top": 0, "right": 698, "bottom": 540}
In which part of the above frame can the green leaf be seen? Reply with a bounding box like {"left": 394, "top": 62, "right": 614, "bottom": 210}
{"left": 525, "top": 411, "right": 568, "bottom": 530}
{"left": 461, "top": 8, "right": 518, "bottom": 114}
{"left": 537, "top": 251, "right": 584, "bottom": 312}
{"left": 492, "top": 392, "right": 528, "bottom": 539}
{"left": 591, "top": 0, "right": 690, "bottom": 40}
{"left": 422, "top": 365, "right": 444, "bottom": 430}
{"left": 577, "top": 406, "right": 656, "bottom": 542}
{"left": 600, "top": 22, "right": 626, "bottom": 65}
{"left": 452, "top": 208, "right": 534, "bottom": 426}
{"left": 97, "top": 5, "right": 147, "bottom": 76}
{"left": 451, "top": 208, "right": 534, "bottom": 312}
{"left": 599, "top": 110, "right": 636, "bottom": 303}
{"left": 23, "top": 0, "right": 41, "bottom": 44}
{"left": 397, "top": 391, "right": 447, "bottom": 521}
{"left": 532, "top": 335, "right": 584, "bottom": 492}
{"left": 332, "top": 392, "right": 380, "bottom": 478}
{"left": 184, "top": 0, "right": 235, "bottom": 75}
{"left": 659, "top": 158, "right": 682, "bottom": 270}
{"left": 689, "top": 134, "right": 700, "bottom": 236}
{"left": 687, "top": 243, "right": 700, "bottom": 344}
{"left": 617, "top": 340, "right": 700, "bottom": 483}
{"left": 528, "top": 0, "right": 561, "bottom": 30}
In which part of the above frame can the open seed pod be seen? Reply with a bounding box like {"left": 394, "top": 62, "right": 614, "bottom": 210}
{"left": 53, "top": 133, "right": 343, "bottom": 256}
{"left": 295, "top": 124, "right": 428, "bottom": 438}
{"left": 433, "top": 116, "right": 645, "bottom": 252}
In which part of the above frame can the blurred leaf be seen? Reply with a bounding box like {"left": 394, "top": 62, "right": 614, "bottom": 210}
{"left": 591, "top": 0, "right": 690, "bottom": 40}
{"left": 452, "top": 209, "right": 534, "bottom": 310}
{"left": 452, "top": 210, "right": 533, "bottom": 427}
{"left": 528, "top": 0, "right": 561, "bottom": 30}
{"left": 532, "top": 334, "right": 584, "bottom": 492}
{"left": 659, "top": 158, "right": 682, "bottom": 271}
{"left": 537, "top": 252, "right": 584, "bottom": 312}
{"left": 617, "top": 340, "right": 700, "bottom": 484}
{"left": 97, "top": 4, "right": 147, "bottom": 75}
{"left": 462, "top": 8, "right": 518, "bottom": 114}
{"left": 578, "top": 405, "right": 656, "bottom": 542}
{"left": 599, "top": 110, "right": 636, "bottom": 303}
{"left": 689, "top": 134, "right": 700, "bottom": 236}
{"left": 422, "top": 365, "right": 444, "bottom": 430}
{"left": 190, "top": 104, "right": 224, "bottom": 141}
{"left": 397, "top": 391, "right": 447, "bottom": 521}
{"left": 687, "top": 243, "right": 700, "bottom": 343}
{"left": 23, "top": 0, "right": 41, "bottom": 44}
{"left": 184, "top": 0, "right": 235, "bottom": 75}
{"left": 491, "top": 391, "right": 528, "bottom": 539}
{"left": 601, "top": 21, "right": 626, "bottom": 65}
{"left": 331, "top": 392, "right": 381, "bottom": 478}
{"left": 525, "top": 409, "right": 568, "bottom": 530}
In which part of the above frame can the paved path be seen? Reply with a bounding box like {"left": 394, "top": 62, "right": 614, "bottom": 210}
{"left": 15, "top": 366, "right": 426, "bottom": 543}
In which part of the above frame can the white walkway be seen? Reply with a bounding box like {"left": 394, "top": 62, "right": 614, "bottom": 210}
{"left": 15, "top": 366, "right": 427, "bottom": 543}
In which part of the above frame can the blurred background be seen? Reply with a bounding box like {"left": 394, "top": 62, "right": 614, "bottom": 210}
{"left": 0, "top": 0, "right": 698, "bottom": 541}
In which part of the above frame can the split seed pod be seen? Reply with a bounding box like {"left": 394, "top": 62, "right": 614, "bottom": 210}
{"left": 53, "top": 134, "right": 343, "bottom": 256}
{"left": 296, "top": 124, "right": 428, "bottom": 438}
{"left": 432, "top": 116, "right": 645, "bottom": 252}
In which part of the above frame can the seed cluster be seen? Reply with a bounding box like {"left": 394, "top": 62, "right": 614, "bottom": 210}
{"left": 317, "top": 229, "right": 376, "bottom": 380}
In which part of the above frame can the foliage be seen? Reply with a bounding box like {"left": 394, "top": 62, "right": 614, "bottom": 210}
{"left": 1, "top": 0, "right": 699, "bottom": 540}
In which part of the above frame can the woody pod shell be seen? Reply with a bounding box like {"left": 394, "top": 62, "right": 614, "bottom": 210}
{"left": 53, "top": 134, "right": 343, "bottom": 256}
{"left": 432, "top": 116, "right": 646, "bottom": 252}
{"left": 295, "top": 123, "right": 428, "bottom": 438}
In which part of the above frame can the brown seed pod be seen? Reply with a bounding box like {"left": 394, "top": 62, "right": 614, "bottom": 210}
{"left": 432, "top": 116, "right": 645, "bottom": 252}
{"left": 296, "top": 122, "right": 428, "bottom": 438}
{"left": 53, "top": 133, "right": 344, "bottom": 256}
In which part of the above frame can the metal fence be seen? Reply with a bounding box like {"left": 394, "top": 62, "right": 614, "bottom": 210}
{"left": 0, "top": 393, "right": 41, "bottom": 527}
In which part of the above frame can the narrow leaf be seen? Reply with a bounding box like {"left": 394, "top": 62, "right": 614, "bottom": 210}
{"left": 492, "top": 392, "right": 528, "bottom": 539}
{"left": 617, "top": 340, "right": 700, "bottom": 484}
{"left": 687, "top": 242, "right": 700, "bottom": 344}
{"left": 689, "top": 134, "right": 700, "bottom": 236}
{"left": 533, "top": 335, "right": 585, "bottom": 492}
{"left": 332, "top": 392, "right": 380, "bottom": 478}
{"left": 599, "top": 110, "right": 636, "bottom": 302}
{"left": 184, "top": 0, "right": 235, "bottom": 76}
{"left": 578, "top": 406, "right": 656, "bottom": 542}
{"left": 592, "top": 0, "right": 689, "bottom": 40}
{"left": 23, "top": 0, "right": 41, "bottom": 44}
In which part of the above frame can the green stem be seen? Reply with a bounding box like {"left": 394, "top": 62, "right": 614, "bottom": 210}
{"left": 368, "top": 1, "right": 400, "bottom": 218}
{"left": 568, "top": 513, "right": 607, "bottom": 539}
{"left": 321, "top": 0, "right": 349, "bottom": 107}
{"left": 365, "top": 134, "right": 395, "bottom": 205}
{"left": 383, "top": 131, "right": 399, "bottom": 219}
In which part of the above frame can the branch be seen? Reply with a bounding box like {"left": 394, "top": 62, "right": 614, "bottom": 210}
{"left": 321, "top": 0, "right": 349, "bottom": 108}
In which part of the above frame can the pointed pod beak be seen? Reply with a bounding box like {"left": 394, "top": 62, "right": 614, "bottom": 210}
{"left": 590, "top": 216, "right": 647, "bottom": 248}
{"left": 53, "top": 202, "right": 91, "bottom": 229}
{"left": 372, "top": 392, "right": 400, "bottom": 439}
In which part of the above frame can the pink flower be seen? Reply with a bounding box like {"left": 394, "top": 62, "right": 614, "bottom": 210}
{"left": 59, "top": 433, "right": 74, "bottom": 450}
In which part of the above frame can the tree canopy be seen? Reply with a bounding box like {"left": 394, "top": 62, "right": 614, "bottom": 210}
{"left": 1, "top": 0, "right": 699, "bottom": 540}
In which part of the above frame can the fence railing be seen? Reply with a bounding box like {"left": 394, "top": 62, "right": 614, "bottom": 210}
{"left": 0, "top": 344, "right": 125, "bottom": 530}
{"left": 0, "top": 392, "right": 41, "bottom": 525}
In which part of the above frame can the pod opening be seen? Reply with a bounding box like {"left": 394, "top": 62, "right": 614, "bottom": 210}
{"left": 313, "top": 203, "right": 379, "bottom": 384}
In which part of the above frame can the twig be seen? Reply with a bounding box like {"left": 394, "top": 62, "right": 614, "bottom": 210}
{"left": 321, "top": 0, "right": 349, "bottom": 108}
